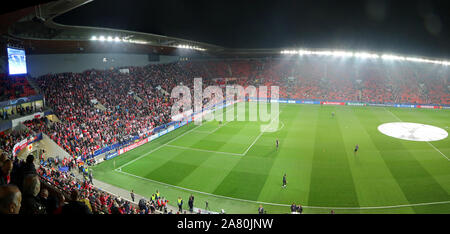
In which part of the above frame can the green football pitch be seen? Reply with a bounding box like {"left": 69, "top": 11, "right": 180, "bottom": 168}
{"left": 91, "top": 103, "right": 450, "bottom": 214}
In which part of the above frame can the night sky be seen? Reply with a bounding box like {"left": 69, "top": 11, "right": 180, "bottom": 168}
{"left": 51, "top": 0, "right": 449, "bottom": 58}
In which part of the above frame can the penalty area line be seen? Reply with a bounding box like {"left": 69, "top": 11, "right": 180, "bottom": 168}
{"left": 116, "top": 124, "right": 202, "bottom": 171}
{"left": 166, "top": 144, "right": 244, "bottom": 156}
{"left": 115, "top": 106, "right": 239, "bottom": 171}
{"left": 241, "top": 111, "right": 283, "bottom": 156}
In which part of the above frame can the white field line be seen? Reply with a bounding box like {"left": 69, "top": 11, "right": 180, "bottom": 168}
{"left": 197, "top": 106, "right": 235, "bottom": 134}
{"left": 180, "top": 120, "right": 285, "bottom": 157}
{"left": 116, "top": 105, "right": 238, "bottom": 170}
{"left": 277, "top": 120, "right": 285, "bottom": 132}
{"left": 115, "top": 169, "right": 450, "bottom": 210}
{"left": 383, "top": 108, "right": 449, "bottom": 161}
{"left": 166, "top": 144, "right": 243, "bottom": 156}
{"left": 192, "top": 130, "right": 216, "bottom": 134}
{"left": 426, "top": 141, "right": 450, "bottom": 161}
{"left": 241, "top": 111, "right": 283, "bottom": 155}
{"left": 191, "top": 106, "right": 234, "bottom": 134}
{"left": 116, "top": 124, "right": 202, "bottom": 170}
{"left": 192, "top": 121, "right": 231, "bottom": 134}
{"left": 241, "top": 131, "right": 265, "bottom": 156}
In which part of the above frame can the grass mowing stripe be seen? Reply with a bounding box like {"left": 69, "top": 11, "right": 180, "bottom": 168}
{"left": 189, "top": 121, "right": 255, "bottom": 154}
{"left": 378, "top": 107, "right": 450, "bottom": 213}
{"left": 307, "top": 106, "right": 360, "bottom": 207}
{"left": 255, "top": 107, "right": 307, "bottom": 205}
{"left": 166, "top": 144, "right": 244, "bottom": 156}
{"left": 145, "top": 160, "right": 204, "bottom": 185}
{"left": 342, "top": 106, "right": 414, "bottom": 210}
{"left": 92, "top": 123, "right": 198, "bottom": 175}
{"left": 176, "top": 154, "right": 241, "bottom": 193}
{"left": 211, "top": 112, "right": 285, "bottom": 201}
{"left": 357, "top": 107, "right": 449, "bottom": 213}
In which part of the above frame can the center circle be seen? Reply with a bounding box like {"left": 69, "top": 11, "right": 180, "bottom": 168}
{"left": 378, "top": 122, "right": 448, "bottom": 142}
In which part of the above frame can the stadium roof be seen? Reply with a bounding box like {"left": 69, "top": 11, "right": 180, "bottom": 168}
{"left": 1, "top": 0, "right": 224, "bottom": 56}
{"left": 1, "top": 0, "right": 449, "bottom": 61}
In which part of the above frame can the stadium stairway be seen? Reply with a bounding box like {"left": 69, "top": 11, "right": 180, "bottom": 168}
{"left": 94, "top": 103, "right": 107, "bottom": 111}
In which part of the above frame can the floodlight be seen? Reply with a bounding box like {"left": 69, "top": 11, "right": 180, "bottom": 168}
{"left": 354, "top": 52, "right": 379, "bottom": 59}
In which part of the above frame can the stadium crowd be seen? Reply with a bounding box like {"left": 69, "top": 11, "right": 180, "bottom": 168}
{"left": 0, "top": 74, "right": 37, "bottom": 102}
{"left": 0, "top": 57, "right": 448, "bottom": 214}
{"left": 0, "top": 150, "right": 185, "bottom": 214}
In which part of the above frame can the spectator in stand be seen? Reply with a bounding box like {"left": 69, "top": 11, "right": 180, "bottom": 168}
{"left": 61, "top": 189, "right": 92, "bottom": 214}
{"left": 23, "top": 155, "right": 37, "bottom": 175}
{"left": 48, "top": 192, "right": 66, "bottom": 214}
{"left": 9, "top": 158, "right": 21, "bottom": 186}
{"left": 110, "top": 201, "right": 121, "bottom": 214}
{"left": 38, "top": 188, "right": 50, "bottom": 213}
{"left": 20, "top": 174, "right": 46, "bottom": 214}
{"left": 0, "top": 185, "right": 22, "bottom": 214}
{"left": 12, "top": 155, "right": 37, "bottom": 191}
{"left": 0, "top": 153, "right": 7, "bottom": 167}
{"left": 138, "top": 197, "right": 146, "bottom": 212}
{"left": 0, "top": 160, "right": 13, "bottom": 185}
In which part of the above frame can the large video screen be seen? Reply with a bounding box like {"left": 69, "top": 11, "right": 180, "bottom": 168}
{"left": 7, "top": 47, "right": 27, "bottom": 75}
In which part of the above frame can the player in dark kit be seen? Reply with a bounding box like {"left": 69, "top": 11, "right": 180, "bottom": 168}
{"left": 354, "top": 144, "right": 359, "bottom": 154}
{"left": 282, "top": 173, "right": 287, "bottom": 188}
{"left": 276, "top": 139, "right": 279, "bottom": 151}
{"left": 331, "top": 112, "right": 335, "bottom": 118}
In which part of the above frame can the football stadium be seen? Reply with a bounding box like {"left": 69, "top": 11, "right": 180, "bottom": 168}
{"left": 0, "top": 0, "right": 449, "bottom": 216}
